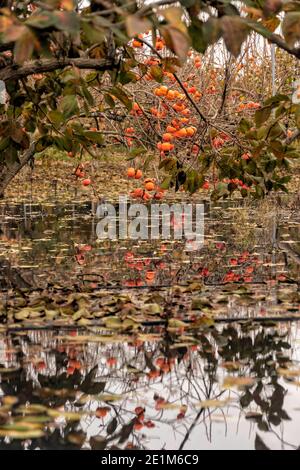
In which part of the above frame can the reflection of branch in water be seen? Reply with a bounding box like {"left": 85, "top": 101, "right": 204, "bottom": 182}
{"left": 0, "top": 257, "right": 32, "bottom": 290}
{"left": 179, "top": 388, "right": 227, "bottom": 450}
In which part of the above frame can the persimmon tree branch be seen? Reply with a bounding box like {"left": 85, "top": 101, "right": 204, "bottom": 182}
{"left": 0, "top": 142, "right": 36, "bottom": 198}
{"left": 0, "top": 57, "right": 117, "bottom": 82}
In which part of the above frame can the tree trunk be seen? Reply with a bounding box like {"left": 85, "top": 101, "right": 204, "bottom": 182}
{"left": 0, "top": 143, "right": 36, "bottom": 198}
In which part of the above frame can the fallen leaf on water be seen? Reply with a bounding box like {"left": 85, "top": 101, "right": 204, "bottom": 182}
{"left": 277, "top": 367, "right": 300, "bottom": 377}
{"left": 195, "top": 398, "right": 233, "bottom": 408}
{"left": 223, "top": 376, "right": 255, "bottom": 389}
{"left": 0, "top": 428, "right": 45, "bottom": 439}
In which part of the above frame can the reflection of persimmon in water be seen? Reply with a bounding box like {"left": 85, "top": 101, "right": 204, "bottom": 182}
{"left": 96, "top": 406, "right": 110, "bottom": 418}
{"left": 106, "top": 357, "right": 117, "bottom": 367}
{"left": 147, "top": 369, "right": 160, "bottom": 379}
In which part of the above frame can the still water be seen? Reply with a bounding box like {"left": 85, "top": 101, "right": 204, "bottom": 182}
{"left": 0, "top": 198, "right": 299, "bottom": 449}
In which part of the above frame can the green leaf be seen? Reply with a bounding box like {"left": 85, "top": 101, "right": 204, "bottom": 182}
{"left": 119, "top": 71, "right": 138, "bottom": 85}
{"left": 81, "top": 84, "right": 94, "bottom": 106}
{"left": 238, "top": 118, "right": 252, "bottom": 134}
{"left": 109, "top": 86, "right": 132, "bottom": 111}
{"left": 83, "top": 131, "right": 104, "bottom": 145}
{"left": 150, "top": 65, "right": 163, "bottom": 83}
{"left": 264, "top": 94, "right": 289, "bottom": 106}
{"left": 25, "top": 13, "right": 55, "bottom": 29}
{"left": 160, "top": 175, "right": 173, "bottom": 190}
{"left": 189, "top": 18, "right": 221, "bottom": 53}
{"left": 267, "top": 122, "right": 284, "bottom": 140}
{"left": 61, "top": 95, "right": 79, "bottom": 119}
{"left": 104, "top": 93, "right": 116, "bottom": 108}
{"left": 48, "top": 110, "right": 64, "bottom": 126}
{"left": 255, "top": 106, "right": 272, "bottom": 127}
{"left": 128, "top": 147, "right": 145, "bottom": 158}
{"left": 82, "top": 20, "right": 105, "bottom": 44}
{"left": 245, "top": 19, "right": 272, "bottom": 40}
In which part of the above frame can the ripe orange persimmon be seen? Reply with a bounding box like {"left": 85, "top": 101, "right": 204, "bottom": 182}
{"left": 186, "top": 127, "right": 196, "bottom": 137}
{"left": 107, "top": 357, "right": 117, "bottom": 367}
{"left": 146, "top": 270, "right": 155, "bottom": 281}
{"left": 181, "top": 108, "right": 191, "bottom": 116}
{"left": 135, "top": 169, "right": 143, "bottom": 179}
{"left": 143, "top": 192, "right": 152, "bottom": 201}
{"left": 132, "top": 39, "right": 143, "bottom": 48}
{"left": 145, "top": 181, "right": 155, "bottom": 191}
{"left": 161, "top": 142, "right": 174, "bottom": 151}
{"left": 171, "top": 119, "right": 181, "bottom": 128}
{"left": 155, "top": 39, "right": 164, "bottom": 50}
{"left": 162, "top": 132, "right": 174, "bottom": 142}
{"left": 96, "top": 407, "right": 110, "bottom": 418}
{"left": 154, "top": 85, "right": 168, "bottom": 97}
{"left": 173, "top": 103, "right": 185, "bottom": 112}
{"left": 175, "top": 128, "right": 187, "bottom": 138}
{"left": 127, "top": 167, "right": 136, "bottom": 178}
{"left": 147, "top": 369, "right": 160, "bottom": 379}
{"left": 166, "top": 90, "right": 176, "bottom": 100}
{"left": 132, "top": 188, "right": 144, "bottom": 198}
{"left": 154, "top": 192, "right": 163, "bottom": 200}
{"left": 166, "top": 125, "right": 177, "bottom": 133}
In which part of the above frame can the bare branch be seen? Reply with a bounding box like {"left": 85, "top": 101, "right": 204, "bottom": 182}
{"left": 0, "top": 57, "right": 116, "bottom": 82}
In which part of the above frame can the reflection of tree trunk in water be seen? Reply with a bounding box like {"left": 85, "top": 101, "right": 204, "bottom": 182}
{"left": 0, "top": 258, "right": 32, "bottom": 289}
{"left": 0, "top": 144, "right": 35, "bottom": 198}
{"left": 278, "top": 242, "right": 300, "bottom": 264}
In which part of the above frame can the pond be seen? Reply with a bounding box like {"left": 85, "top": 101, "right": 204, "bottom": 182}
{"left": 0, "top": 197, "right": 299, "bottom": 450}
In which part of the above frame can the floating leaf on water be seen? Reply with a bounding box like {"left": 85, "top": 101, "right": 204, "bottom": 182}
{"left": 277, "top": 367, "right": 300, "bottom": 377}
{"left": 2, "top": 396, "right": 18, "bottom": 406}
{"left": 16, "top": 404, "right": 48, "bottom": 414}
{"left": 97, "top": 393, "right": 124, "bottom": 402}
{"left": 47, "top": 409, "right": 86, "bottom": 421}
{"left": 158, "top": 402, "right": 183, "bottom": 410}
{"left": 223, "top": 376, "right": 256, "bottom": 389}
{"left": 168, "top": 319, "right": 187, "bottom": 329}
{"left": 195, "top": 398, "right": 233, "bottom": 408}
{"left": 221, "top": 361, "right": 242, "bottom": 371}
{"left": 0, "top": 428, "right": 45, "bottom": 439}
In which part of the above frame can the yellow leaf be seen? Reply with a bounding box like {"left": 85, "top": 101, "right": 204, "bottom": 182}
{"left": 60, "top": 0, "right": 75, "bottom": 11}
{"left": 159, "top": 7, "right": 187, "bottom": 35}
